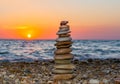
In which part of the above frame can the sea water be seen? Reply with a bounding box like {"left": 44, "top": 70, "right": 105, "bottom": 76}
{"left": 0, "top": 40, "right": 120, "bottom": 62}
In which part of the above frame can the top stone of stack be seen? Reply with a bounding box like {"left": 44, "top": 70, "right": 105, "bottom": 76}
{"left": 60, "top": 21, "right": 68, "bottom": 26}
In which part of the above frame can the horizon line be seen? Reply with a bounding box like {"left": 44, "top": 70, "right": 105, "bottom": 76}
{"left": 0, "top": 38, "right": 120, "bottom": 41}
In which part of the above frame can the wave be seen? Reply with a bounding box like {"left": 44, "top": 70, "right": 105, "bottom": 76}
{"left": 0, "top": 40, "right": 120, "bottom": 62}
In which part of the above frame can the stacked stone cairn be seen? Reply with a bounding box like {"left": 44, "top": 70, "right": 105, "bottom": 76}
{"left": 53, "top": 21, "right": 76, "bottom": 81}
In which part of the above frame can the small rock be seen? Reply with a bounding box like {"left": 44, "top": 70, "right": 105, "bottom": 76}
{"left": 0, "top": 74, "right": 2, "bottom": 77}
{"left": 2, "top": 71, "right": 6, "bottom": 75}
{"left": 24, "top": 69, "right": 31, "bottom": 74}
{"left": 102, "top": 79, "right": 109, "bottom": 84}
{"left": 9, "top": 74, "right": 15, "bottom": 78}
{"left": 65, "top": 81, "right": 72, "bottom": 84}
{"left": 47, "top": 81, "right": 53, "bottom": 84}
{"left": 21, "top": 79, "right": 27, "bottom": 84}
{"left": 82, "top": 74, "right": 88, "bottom": 79}
{"left": 83, "top": 80, "right": 88, "bottom": 84}
{"left": 103, "top": 69, "right": 110, "bottom": 74}
{"left": 89, "top": 79, "right": 99, "bottom": 84}
{"left": 15, "top": 79, "right": 20, "bottom": 84}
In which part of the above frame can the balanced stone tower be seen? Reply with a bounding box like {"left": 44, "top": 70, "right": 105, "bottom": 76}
{"left": 53, "top": 21, "right": 75, "bottom": 81}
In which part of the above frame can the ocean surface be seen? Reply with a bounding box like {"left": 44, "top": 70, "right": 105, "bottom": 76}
{"left": 0, "top": 40, "right": 120, "bottom": 62}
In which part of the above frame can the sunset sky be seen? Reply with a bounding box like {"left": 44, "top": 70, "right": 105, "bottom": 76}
{"left": 0, "top": 0, "right": 120, "bottom": 40}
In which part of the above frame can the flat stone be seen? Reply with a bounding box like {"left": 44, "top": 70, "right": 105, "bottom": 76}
{"left": 58, "top": 27, "right": 70, "bottom": 32}
{"left": 54, "top": 54, "right": 73, "bottom": 60}
{"left": 53, "top": 74, "right": 74, "bottom": 80}
{"left": 55, "top": 59, "right": 72, "bottom": 64}
{"left": 55, "top": 41, "right": 72, "bottom": 46}
{"left": 54, "top": 48, "right": 72, "bottom": 55}
{"left": 57, "top": 45, "right": 72, "bottom": 49}
{"left": 52, "top": 69, "right": 74, "bottom": 74}
{"left": 59, "top": 34, "right": 71, "bottom": 37}
{"left": 57, "top": 31, "right": 71, "bottom": 35}
{"left": 54, "top": 64, "right": 75, "bottom": 70}
{"left": 56, "top": 37, "right": 72, "bottom": 42}
{"left": 59, "top": 25, "right": 69, "bottom": 29}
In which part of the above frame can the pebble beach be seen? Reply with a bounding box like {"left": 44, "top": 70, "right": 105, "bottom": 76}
{"left": 0, "top": 59, "right": 119, "bottom": 84}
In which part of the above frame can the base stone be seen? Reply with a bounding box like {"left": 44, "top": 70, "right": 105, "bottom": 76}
{"left": 53, "top": 74, "right": 75, "bottom": 80}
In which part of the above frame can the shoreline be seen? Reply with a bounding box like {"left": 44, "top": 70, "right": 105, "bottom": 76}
{"left": 0, "top": 58, "right": 120, "bottom": 63}
{"left": 0, "top": 59, "right": 120, "bottom": 84}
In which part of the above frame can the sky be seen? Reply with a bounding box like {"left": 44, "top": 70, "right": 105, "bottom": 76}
{"left": 0, "top": 0, "right": 120, "bottom": 40}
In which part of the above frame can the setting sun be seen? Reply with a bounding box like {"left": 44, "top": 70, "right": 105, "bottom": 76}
{"left": 27, "top": 34, "right": 32, "bottom": 38}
